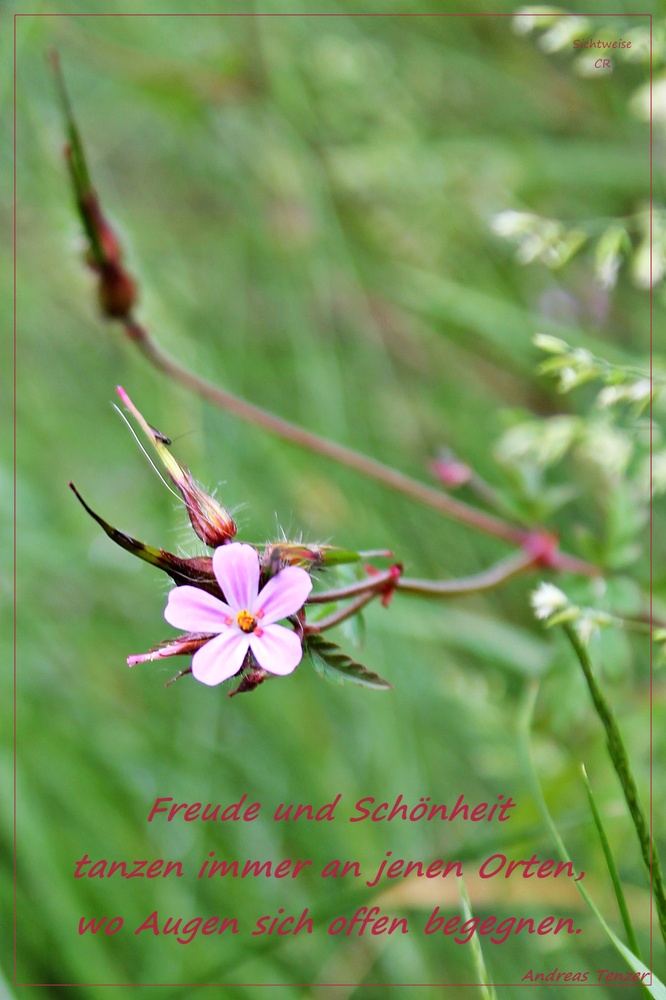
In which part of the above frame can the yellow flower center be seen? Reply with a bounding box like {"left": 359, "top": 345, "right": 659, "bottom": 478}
{"left": 236, "top": 609, "right": 257, "bottom": 633}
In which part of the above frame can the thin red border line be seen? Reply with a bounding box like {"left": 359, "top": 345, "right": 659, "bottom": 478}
{"left": 12, "top": 9, "right": 654, "bottom": 990}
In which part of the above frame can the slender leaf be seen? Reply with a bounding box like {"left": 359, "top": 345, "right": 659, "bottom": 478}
{"left": 460, "top": 880, "right": 497, "bottom": 1000}
{"left": 582, "top": 763, "right": 643, "bottom": 963}
{"left": 305, "top": 634, "right": 392, "bottom": 690}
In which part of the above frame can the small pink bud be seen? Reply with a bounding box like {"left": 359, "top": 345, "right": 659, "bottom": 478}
{"left": 523, "top": 530, "right": 559, "bottom": 567}
{"left": 430, "top": 457, "right": 472, "bottom": 488}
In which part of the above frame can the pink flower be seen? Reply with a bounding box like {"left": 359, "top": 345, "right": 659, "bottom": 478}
{"left": 164, "top": 543, "right": 312, "bottom": 686}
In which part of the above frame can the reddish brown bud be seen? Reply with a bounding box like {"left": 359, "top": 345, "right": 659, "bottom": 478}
{"left": 97, "top": 263, "right": 137, "bottom": 319}
{"left": 228, "top": 668, "right": 269, "bottom": 697}
{"left": 80, "top": 192, "right": 124, "bottom": 267}
{"left": 175, "top": 471, "right": 237, "bottom": 548}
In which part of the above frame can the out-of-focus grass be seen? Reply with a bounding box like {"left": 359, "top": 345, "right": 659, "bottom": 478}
{"left": 5, "top": 5, "right": 662, "bottom": 996}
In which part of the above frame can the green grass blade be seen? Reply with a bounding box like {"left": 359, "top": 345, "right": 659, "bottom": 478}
{"left": 519, "top": 684, "right": 665, "bottom": 1000}
{"left": 459, "top": 880, "right": 497, "bottom": 1000}
{"left": 582, "top": 763, "right": 643, "bottom": 961}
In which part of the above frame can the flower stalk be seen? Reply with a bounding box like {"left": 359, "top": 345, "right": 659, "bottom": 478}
{"left": 127, "top": 311, "right": 597, "bottom": 577}
{"left": 304, "top": 592, "right": 378, "bottom": 635}
{"left": 307, "top": 567, "right": 401, "bottom": 605}
{"left": 562, "top": 623, "right": 666, "bottom": 948}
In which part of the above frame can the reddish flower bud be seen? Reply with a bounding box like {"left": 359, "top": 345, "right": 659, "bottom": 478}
{"left": 98, "top": 263, "right": 138, "bottom": 319}
{"left": 175, "top": 468, "right": 238, "bottom": 548}
{"left": 228, "top": 668, "right": 269, "bottom": 697}
{"left": 79, "top": 191, "right": 124, "bottom": 268}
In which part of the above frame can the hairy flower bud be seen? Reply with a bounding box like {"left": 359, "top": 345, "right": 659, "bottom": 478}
{"left": 175, "top": 468, "right": 238, "bottom": 547}
{"left": 117, "top": 386, "right": 237, "bottom": 547}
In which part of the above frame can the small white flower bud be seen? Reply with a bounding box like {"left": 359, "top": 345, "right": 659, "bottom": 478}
{"left": 530, "top": 582, "right": 569, "bottom": 620}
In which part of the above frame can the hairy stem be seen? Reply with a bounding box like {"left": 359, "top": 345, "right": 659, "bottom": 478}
{"left": 308, "top": 554, "right": 539, "bottom": 609}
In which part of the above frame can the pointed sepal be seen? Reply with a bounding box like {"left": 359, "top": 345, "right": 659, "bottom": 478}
{"left": 69, "top": 482, "right": 222, "bottom": 595}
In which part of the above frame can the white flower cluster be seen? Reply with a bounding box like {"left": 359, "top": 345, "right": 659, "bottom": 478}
{"left": 533, "top": 334, "right": 657, "bottom": 415}
{"left": 491, "top": 212, "right": 586, "bottom": 270}
{"left": 492, "top": 208, "right": 665, "bottom": 291}
{"left": 530, "top": 583, "right": 614, "bottom": 646}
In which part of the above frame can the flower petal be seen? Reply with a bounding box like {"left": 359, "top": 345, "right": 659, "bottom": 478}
{"left": 164, "top": 586, "right": 232, "bottom": 632}
{"left": 191, "top": 630, "right": 251, "bottom": 686}
{"left": 255, "top": 566, "right": 313, "bottom": 624}
{"left": 249, "top": 623, "right": 303, "bottom": 675}
{"left": 213, "top": 543, "right": 260, "bottom": 611}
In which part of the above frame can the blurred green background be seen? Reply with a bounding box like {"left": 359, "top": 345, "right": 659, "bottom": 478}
{"left": 4, "top": 2, "right": 662, "bottom": 996}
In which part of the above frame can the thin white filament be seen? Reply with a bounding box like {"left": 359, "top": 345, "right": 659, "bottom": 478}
{"left": 112, "top": 403, "right": 182, "bottom": 501}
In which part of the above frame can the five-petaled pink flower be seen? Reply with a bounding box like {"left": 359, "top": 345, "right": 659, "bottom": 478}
{"left": 164, "top": 542, "right": 312, "bottom": 686}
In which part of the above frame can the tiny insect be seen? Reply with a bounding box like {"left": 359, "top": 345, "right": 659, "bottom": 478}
{"left": 149, "top": 426, "right": 172, "bottom": 445}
